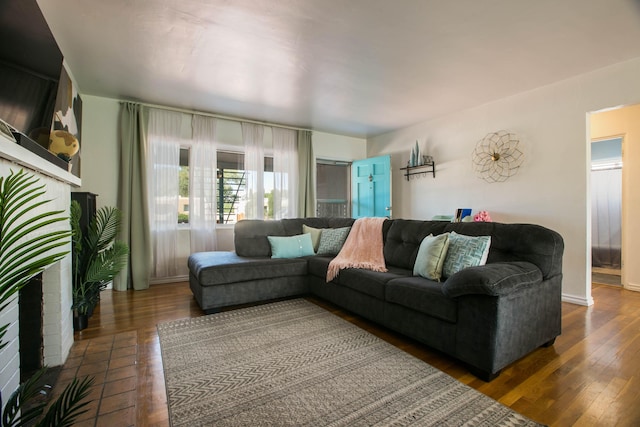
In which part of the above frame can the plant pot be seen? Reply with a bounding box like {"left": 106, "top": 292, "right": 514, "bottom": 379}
{"left": 73, "top": 314, "right": 88, "bottom": 331}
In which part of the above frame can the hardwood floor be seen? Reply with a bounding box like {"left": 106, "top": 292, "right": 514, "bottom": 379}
{"left": 72, "top": 282, "right": 640, "bottom": 426}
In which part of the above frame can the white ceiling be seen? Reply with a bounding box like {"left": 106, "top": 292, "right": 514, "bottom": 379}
{"left": 36, "top": 0, "right": 640, "bottom": 138}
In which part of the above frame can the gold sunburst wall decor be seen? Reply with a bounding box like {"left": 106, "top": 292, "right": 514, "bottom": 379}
{"left": 472, "top": 131, "right": 524, "bottom": 183}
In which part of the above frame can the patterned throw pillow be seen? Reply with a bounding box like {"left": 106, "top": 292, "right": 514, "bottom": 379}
{"left": 413, "top": 233, "right": 450, "bottom": 281}
{"left": 267, "top": 234, "right": 315, "bottom": 259}
{"left": 317, "top": 227, "right": 351, "bottom": 256}
{"left": 442, "top": 232, "right": 491, "bottom": 279}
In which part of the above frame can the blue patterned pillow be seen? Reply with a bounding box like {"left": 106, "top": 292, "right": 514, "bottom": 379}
{"left": 442, "top": 232, "right": 491, "bottom": 278}
{"left": 317, "top": 227, "right": 351, "bottom": 256}
{"left": 267, "top": 234, "right": 315, "bottom": 258}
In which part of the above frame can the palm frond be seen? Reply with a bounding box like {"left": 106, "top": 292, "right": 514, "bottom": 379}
{"left": 2, "top": 367, "right": 48, "bottom": 427}
{"left": 85, "top": 206, "right": 121, "bottom": 254}
{"left": 0, "top": 169, "right": 71, "bottom": 350}
{"left": 35, "top": 376, "right": 94, "bottom": 427}
{"left": 84, "top": 241, "right": 129, "bottom": 284}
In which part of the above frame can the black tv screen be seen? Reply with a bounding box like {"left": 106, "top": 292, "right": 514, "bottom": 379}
{"left": 0, "top": 0, "right": 63, "bottom": 146}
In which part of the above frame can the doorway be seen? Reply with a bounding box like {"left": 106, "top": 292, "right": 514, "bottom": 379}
{"left": 590, "top": 137, "right": 622, "bottom": 286}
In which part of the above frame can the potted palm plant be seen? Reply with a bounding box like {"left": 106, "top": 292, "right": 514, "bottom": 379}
{"left": 70, "top": 201, "right": 128, "bottom": 330}
{"left": 0, "top": 168, "right": 94, "bottom": 425}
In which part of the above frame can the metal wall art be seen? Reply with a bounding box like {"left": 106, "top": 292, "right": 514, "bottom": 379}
{"left": 472, "top": 131, "right": 524, "bottom": 183}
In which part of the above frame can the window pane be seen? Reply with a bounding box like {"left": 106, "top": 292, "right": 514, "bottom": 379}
{"left": 216, "top": 151, "right": 275, "bottom": 223}
{"left": 178, "top": 148, "right": 189, "bottom": 223}
{"left": 317, "top": 161, "right": 351, "bottom": 217}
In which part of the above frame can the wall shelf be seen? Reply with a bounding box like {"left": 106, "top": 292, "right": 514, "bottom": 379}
{"left": 400, "top": 162, "right": 436, "bottom": 181}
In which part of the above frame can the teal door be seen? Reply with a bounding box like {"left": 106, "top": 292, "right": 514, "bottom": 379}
{"left": 351, "top": 155, "right": 391, "bottom": 218}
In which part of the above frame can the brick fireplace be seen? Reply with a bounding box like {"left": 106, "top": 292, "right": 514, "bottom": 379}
{"left": 0, "top": 135, "right": 79, "bottom": 399}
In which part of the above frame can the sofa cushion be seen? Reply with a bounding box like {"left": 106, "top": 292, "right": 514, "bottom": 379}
{"left": 188, "top": 252, "right": 308, "bottom": 286}
{"left": 442, "top": 261, "right": 543, "bottom": 298}
{"left": 334, "top": 266, "right": 411, "bottom": 300}
{"left": 234, "top": 220, "right": 288, "bottom": 257}
{"left": 442, "top": 232, "right": 491, "bottom": 279}
{"left": 386, "top": 276, "right": 458, "bottom": 323}
{"left": 307, "top": 256, "right": 333, "bottom": 278}
{"left": 443, "top": 222, "right": 564, "bottom": 280}
{"left": 267, "top": 234, "right": 315, "bottom": 258}
{"left": 281, "top": 217, "right": 355, "bottom": 236}
{"left": 384, "top": 220, "right": 449, "bottom": 270}
{"left": 413, "top": 233, "right": 450, "bottom": 281}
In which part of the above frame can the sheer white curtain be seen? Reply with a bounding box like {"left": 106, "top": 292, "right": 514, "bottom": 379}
{"left": 190, "top": 115, "right": 218, "bottom": 252}
{"left": 241, "top": 122, "right": 265, "bottom": 219}
{"left": 147, "top": 108, "right": 184, "bottom": 278}
{"left": 272, "top": 127, "right": 298, "bottom": 219}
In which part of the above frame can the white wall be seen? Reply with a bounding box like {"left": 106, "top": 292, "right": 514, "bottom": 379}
{"left": 77, "top": 95, "right": 120, "bottom": 208}
{"left": 367, "top": 57, "right": 640, "bottom": 306}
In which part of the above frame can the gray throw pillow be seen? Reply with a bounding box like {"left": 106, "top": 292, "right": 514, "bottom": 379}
{"left": 317, "top": 227, "right": 351, "bottom": 256}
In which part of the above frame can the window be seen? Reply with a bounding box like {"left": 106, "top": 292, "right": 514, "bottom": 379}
{"left": 216, "top": 151, "right": 274, "bottom": 224}
{"left": 178, "top": 147, "right": 190, "bottom": 223}
{"left": 316, "top": 160, "right": 351, "bottom": 217}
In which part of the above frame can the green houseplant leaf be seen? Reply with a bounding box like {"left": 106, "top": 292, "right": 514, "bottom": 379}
{"left": 70, "top": 201, "right": 129, "bottom": 315}
{"left": 0, "top": 170, "right": 71, "bottom": 347}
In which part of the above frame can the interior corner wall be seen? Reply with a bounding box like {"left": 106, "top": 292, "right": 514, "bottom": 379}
{"left": 367, "top": 57, "right": 640, "bottom": 306}
{"left": 590, "top": 104, "right": 640, "bottom": 291}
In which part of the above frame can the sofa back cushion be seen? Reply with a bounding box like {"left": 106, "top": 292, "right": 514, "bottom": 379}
{"left": 234, "top": 220, "right": 288, "bottom": 257}
{"left": 384, "top": 220, "right": 449, "bottom": 270}
{"left": 234, "top": 218, "right": 355, "bottom": 257}
{"left": 443, "top": 222, "right": 563, "bottom": 280}
{"left": 384, "top": 220, "right": 563, "bottom": 280}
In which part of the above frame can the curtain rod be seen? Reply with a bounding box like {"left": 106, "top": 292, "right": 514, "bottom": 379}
{"left": 123, "top": 100, "right": 312, "bottom": 133}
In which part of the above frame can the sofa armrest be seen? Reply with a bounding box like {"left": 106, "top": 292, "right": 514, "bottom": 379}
{"left": 442, "top": 261, "right": 543, "bottom": 298}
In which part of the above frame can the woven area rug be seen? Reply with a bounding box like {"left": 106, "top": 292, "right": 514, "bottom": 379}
{"left": 157, "top": 299, "right": 542, "bottom": 426}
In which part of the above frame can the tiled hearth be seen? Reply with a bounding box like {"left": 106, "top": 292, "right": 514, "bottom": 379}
{"left": 54, "top": 331, "right": 138, "bottom": 427}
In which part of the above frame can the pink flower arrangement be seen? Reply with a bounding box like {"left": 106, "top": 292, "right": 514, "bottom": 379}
{"left": 473, "top": 210, "right": 492, "bottom": 222}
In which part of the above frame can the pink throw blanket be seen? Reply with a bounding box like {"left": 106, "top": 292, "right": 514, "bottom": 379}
{"left": 326, "top": 217, "right": 388, "bottom": 282}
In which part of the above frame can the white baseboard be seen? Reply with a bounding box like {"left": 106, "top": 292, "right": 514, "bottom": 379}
{"left": 562, "top": 293, "right": 594, "bottom": 306}
{"left": 624, "top": 282, "right": 640, "bottom": 292}
{"left": 150, "top": 275, "right": 189, "bottom": 285}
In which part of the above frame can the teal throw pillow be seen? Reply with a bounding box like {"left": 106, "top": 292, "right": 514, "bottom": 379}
{"left": 442, "top": 232, "right": 491, "bottom": 278}
{"left": 267, "top": 234, "right": 315, "bottom": 259}
{"left": 413, "top": 233, "right": 450, "bottom": 281}
{"left": 317, "top": 227, "right": 351, "bottom": 256}
{"left": 302, "top": 224, "right": 323, "bottom": 252}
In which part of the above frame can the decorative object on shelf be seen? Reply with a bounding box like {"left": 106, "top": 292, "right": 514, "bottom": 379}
{"left": 403, "top": 140, "right": 435, "bottom": 179}
{"left": 472, "top": 131, "right": 524, "bottom": 183}
{"left": 49, "top": 129, "right": 80, "bottom": 162}
{"left": 454, "top": 208, "right": 472, "bottom": 222}
{"left": 473, "top": 210, "right": 492, "bottom": 222}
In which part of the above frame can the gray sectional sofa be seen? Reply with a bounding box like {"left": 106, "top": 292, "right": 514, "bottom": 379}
{"left": 188, "top": 217, "right": 564, "bottom": 381}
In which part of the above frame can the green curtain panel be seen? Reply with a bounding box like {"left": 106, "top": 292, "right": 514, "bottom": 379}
{"left": 297, "top": 130, "right": 316, "bottom": 217}
{"left": 115, "top": 102, "right": 152, "bottom": 290}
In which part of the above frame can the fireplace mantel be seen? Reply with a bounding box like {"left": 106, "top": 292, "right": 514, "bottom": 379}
{"left": 0, "top": 133, "right": 81, "bottom": 187}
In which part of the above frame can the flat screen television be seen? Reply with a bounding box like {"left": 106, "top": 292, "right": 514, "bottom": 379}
{"left": 0, "top": 0, "right": 64, "bottom": 148}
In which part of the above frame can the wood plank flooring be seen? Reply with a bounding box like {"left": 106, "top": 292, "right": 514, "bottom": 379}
{"left": 72, "top": 282, "right": 640, "bottom": 426}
